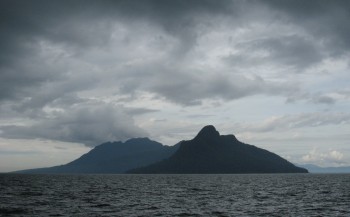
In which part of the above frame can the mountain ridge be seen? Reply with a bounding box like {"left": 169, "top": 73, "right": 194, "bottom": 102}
{"left": 15, "top": 137, "right": 179, "bottom": 174}
{"left": 128, "top": 125, "right": 308, "bottom": 174}
{"left": 14, "top": 125, "right": 307, "bottom": 174}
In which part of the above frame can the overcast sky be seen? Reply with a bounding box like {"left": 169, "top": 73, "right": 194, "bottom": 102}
{"left": 1, "top": 0, "right": 350, "bottom": 172}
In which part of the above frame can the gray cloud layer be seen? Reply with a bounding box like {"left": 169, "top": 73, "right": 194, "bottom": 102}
{"left": 1, "top": 0, "right": 349, "bottom": 145}
{"left": 1, "top": 104, "right": 147, "bottom": 147}
{"left": 234, "top": 112, "right": 350, "bottom": 133}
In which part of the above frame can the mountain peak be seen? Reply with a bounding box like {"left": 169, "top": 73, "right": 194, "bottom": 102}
{"left": 128, "top": 125, "right": 308, "bottom": 174}
{"left": 125, "top": 137, "right": 151, "bottom": 143}
{"left": 195, "top": 125, "right": 220, "bottom": 139}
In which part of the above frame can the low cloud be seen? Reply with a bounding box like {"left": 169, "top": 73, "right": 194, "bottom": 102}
{"left": 0, "top": 104, "right": 147, "bottom": 147}
{"left": 302, "top": 149, "right": 345, "bottom": 166}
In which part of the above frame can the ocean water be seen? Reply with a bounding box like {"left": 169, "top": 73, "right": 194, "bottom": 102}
{"left": 0, "top": 174, "right": 349, "bottom": 216}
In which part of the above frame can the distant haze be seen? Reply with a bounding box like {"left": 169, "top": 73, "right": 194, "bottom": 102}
{"left": 1, "top": 0, "right": 350, "bottom": 172}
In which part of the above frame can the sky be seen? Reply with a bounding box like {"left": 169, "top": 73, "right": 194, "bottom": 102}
{"left": 1, "top": 0, "right": 350, "bottom": 172}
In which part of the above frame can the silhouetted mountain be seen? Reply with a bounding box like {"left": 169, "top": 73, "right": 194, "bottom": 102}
{"left": 16, "top": 138, "right": 179, "bottom": 174}
{"left": 128, "top": 125, "right": 308, "bottom": 174}
{"left": 298, "top": 164, "right": 350, "bottom": 173}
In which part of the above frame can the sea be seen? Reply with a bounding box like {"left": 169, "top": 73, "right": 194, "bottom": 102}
{"left": 0, "top": 174, "right": 349, "bottom": 216}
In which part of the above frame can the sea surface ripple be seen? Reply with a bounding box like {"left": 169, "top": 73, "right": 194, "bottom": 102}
{"left": 0, "top": 174, "right": 349, "bottom": 216}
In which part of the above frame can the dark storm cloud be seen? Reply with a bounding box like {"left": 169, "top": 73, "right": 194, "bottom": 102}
{"left": 0, "top": 0, "right": 235, "bottom": 102}
{"left": 1, "top": 0, "right": 344, "bottom": 104}
{"left": 0, "top": 0, "right": 234, "bottom": 59}
{"left": 1, "top": 0, "right": 349, "bottom": 145}
{"left": 223, "top": 35, "right": 324, "bottom": 73}
{"left": 0, "top": 0, "right": 113, "bottom": 102}
{"left": 265, "top": 0, "right": 350, "bottom": 57}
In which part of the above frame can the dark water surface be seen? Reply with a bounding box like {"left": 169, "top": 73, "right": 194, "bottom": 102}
{"left": 0, "top": 174, "right": 349, "bottom": 216}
